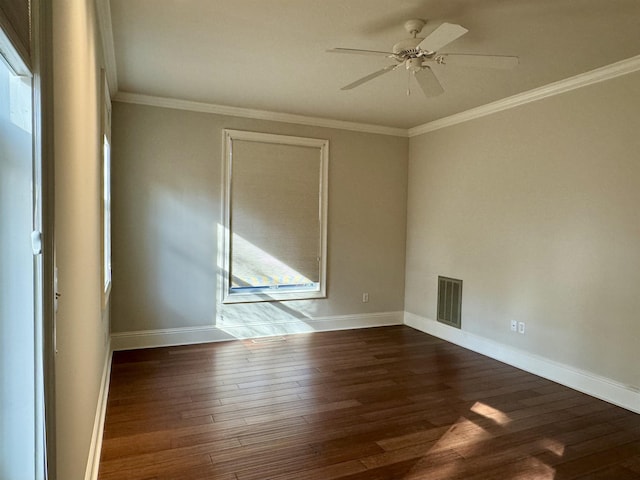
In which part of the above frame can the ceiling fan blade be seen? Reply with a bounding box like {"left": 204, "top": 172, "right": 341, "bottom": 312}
{"left": 414, "top": 67, "right": 444, "bottom": 97}
{"left": 417, "top": 22, "right": 468, "bottom": 52}
{"left": 327, "top": 47, "right": 395, "bottom": 57}
{"left": 341, "top": 64, "right": 399, "bottom": 90}
{"left": 438, "top": 54, "right": 519, "bottom": 69}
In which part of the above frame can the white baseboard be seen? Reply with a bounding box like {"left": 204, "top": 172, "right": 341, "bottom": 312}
{"left": 83, "top": 339, "right": 113, "bottom": 480}
{"left": 306, "top": 311, "right": 403, "bottom": 331}
{"left": 404, "top": 312, "right": 640, "bottom": 414}
{"left": 111, "top": 325, "right": 235, "bottom": 351}
{"left": 110, "top": 311, "right": 404, "bottom": 351}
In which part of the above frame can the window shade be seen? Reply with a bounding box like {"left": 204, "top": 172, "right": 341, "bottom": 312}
{"left": 230, "top": 140, "right": 321, "bottom": 290}
{"left": 0, "top": 0, "right": 31, "bottom": 67}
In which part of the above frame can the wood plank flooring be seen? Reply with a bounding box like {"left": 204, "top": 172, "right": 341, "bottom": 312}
{"left": 98, "top": 326, "right": 640, "bottom": 479}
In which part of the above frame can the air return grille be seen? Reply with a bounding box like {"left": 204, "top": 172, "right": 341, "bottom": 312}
{"left": 437, "top": 276, "right": 462, "bottom": 328}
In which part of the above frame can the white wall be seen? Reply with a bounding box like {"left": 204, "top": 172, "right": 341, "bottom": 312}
{"left": 52, "top": 0, "right": 110, "bottom": 478}
{"left": 405, "top": 70, "right": 640, "bottom": 401}
{"left": 110, "top": 102, "right": 408, "bottom": 342}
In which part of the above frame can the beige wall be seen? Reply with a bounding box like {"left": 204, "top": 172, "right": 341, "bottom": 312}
{"left": 406, "top": 71, "right": 640, "bottom": 389}
{"left": 53, "top": 0, "right": 110, "bottom": 478}
{"left": 111, "top": 102, "right": 408, "bottom": 336}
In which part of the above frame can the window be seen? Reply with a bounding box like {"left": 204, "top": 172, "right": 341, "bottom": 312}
{"left": 101, "top": 72, "right": 112, "bottom": 303}
{"left": 222, "top": 129, "right": 328, "bottom": 303}
{"left": 0, "top": 26, "right": 44, "bottom": 480}
{"left": 103, "top": 133, "right": 111, "bottom": 292}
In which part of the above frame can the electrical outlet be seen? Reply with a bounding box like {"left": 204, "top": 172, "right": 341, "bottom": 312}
{"left": 362, "top": 292, "right": 369, "bottom": 303}
{"left": 510, "top": 320, "right": 517, "bottom": 332}
{"left": 518, "top": 321, "right": 525, "bottom": 334}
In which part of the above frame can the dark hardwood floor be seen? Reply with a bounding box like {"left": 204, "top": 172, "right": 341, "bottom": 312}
{"left": 98, "top": 325, "right": 640, "bottom": 480}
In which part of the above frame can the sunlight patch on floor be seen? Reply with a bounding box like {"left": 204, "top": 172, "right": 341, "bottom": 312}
{"left": 470, "top": 401, "right": 511, "bottom": 425}
{"left": 538, "top": 436, "right": 565, "bottom": 457}
{"left": 429, "top": 416, "right": 493, "bottom": 453}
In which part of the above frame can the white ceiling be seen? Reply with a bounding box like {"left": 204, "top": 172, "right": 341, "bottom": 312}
{"left": 107, "top": 0, "right": 640, "bottom": 130}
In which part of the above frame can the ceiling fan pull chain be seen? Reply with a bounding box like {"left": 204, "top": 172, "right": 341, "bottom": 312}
{"left": 407, "top": 71, "right": 411, "bottom": 96}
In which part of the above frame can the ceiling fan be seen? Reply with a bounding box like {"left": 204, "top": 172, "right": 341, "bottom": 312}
{"left": 328, "top": 19, "right": 519, "bottom": 98}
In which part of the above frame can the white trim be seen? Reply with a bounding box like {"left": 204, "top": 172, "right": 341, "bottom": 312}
{"left": 94, "top": 0, "right": 118, "bottom": 96}
{"left": 112, "top": 56, "right": 640, "bottom": 139}
{"left": 219, "top": 312, "right": 403, "bottom": 339}
{"left": 113, "top": 92, "right": 408, "bottom": 137}
{"left": 111, "top": 325, "right": 233, "bottom": 351}
{"left": 83, "top": 339, "right": 113, "bottom": 480}
{"left": 404, "top": 312, "right": 640, "bottom": 414}
{"left": 409, "top": 54, "right": 640, "bottom": 137}
{"left": 111, "top": 57, "right": 640, "bottom": 139}
{"left": 110, "top": 311, "right": 404, "bottom": 351}
{"left": 221, "top": 129, "right": 329, "bottom": 304}
{"left": 304, "top": 311, "right": 403, "bottom": 331}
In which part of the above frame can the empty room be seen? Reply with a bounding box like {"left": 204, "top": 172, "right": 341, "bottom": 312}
{"left": 2, "top": 0, "right": 639, "bottom": 479}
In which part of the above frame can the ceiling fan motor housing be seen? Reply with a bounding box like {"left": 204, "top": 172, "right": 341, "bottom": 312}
{"left": 392, "top": 37, "right": 424, "bottom": 58}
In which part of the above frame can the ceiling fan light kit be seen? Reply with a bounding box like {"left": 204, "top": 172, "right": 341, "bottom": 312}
{"left": 328, "top": 19, "right": 519, "bottom": 99}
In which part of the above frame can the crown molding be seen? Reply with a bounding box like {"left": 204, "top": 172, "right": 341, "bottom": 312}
{"left": 95, "top": 0, "right": 118, "bottom": 96}
{"left": 409, "top": 54, "right": 640, "bottom": 137}
{"left": 113, "top": 92, "right": 409, "bottom": 137}
{"left": 113, "top": 55, "right": 640, "bottom": 138}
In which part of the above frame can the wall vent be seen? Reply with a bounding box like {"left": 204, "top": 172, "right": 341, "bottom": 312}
{"left": 437, "top": 276, "right": 462, "bottom": 329}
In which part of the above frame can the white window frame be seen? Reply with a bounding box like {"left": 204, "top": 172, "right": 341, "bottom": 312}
{"left": 222, "top": 129, "right": 329, "bottom": 304}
